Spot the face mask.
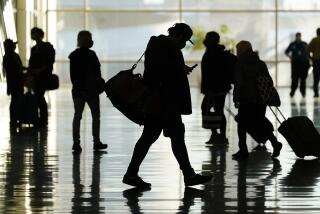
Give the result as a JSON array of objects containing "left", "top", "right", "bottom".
[{"left": 88, "top": 40, "right": 94, "bottom": 48}]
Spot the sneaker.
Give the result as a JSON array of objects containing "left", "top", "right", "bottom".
[
  {"left": 232, "top": 150, "right": 249, "bottom": 160},
  {"left": 271, "top": 142, "right": 282, "bottom": 158},
  {"left": 93, "top": 142, "right": 108, "bottom": 150},
  {"left": 122, "top": 175, "right": 151, "bottom": 188},
  {"left": 72, "top": 143, "right": 82, "bottom": 152},
  {"left": 184, "top": 173, "right": 213, "bottom": 186}
]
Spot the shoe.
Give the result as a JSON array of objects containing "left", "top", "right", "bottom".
[
  {"left": 72, "top": 143, "right": 82, "bottom": 152},
  {"left": 232, "top": 150, "right": 249, "bottom": 160},
  {"left": 271, "top": 142, "right": 282, "bottom": 158},
  {"left": 184, "top": 173, "right": 213, "bottom": 186},
  {"left": 122, "top": 175, "right": 151, "bottom": 188},
  {"left": 93, "top": 142, "right": 108, "bottom": 150},
  {"left": 314, "top": 93, "right": 319, "bottom": 98},
  {"left": 289, "top": 92, "right": 294, "bottom": 98}
]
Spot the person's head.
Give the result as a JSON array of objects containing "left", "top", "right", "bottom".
[
  {"left": 31, "top": 27, "right": 44, "bottom": 42},
  {"left": 317, "top": 28, "right": 320, "bottom": 36},
  {"left": 295, "top": 32, "right": 301, "bottom": 41},
  {"left": 168, "top": 23, "right": 193, "bottom": 49},
  {"left": 236, "top": 40, "right": 253, "bottom": 56},
  {"left": 3, "top": 39, "right": 17, "bottom": 53},
  {"left": 203, "top": 31, "right": 220, "bottom": 47},
  {"left": 77, "top": 30, "right": 93, "bottom": 48}
]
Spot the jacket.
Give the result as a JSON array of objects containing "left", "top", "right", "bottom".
[
  {"left": 143, "top": 35, "right": 192, "bottom": 115},
  {"left": 69, "top": 47, "right": 102, "bottom": 96},
  {"left": 233, "top": 51, "right": 270, "bottom": 104},
  {"left": 201, "top": 44, "right": 235, "bottom": 94}
]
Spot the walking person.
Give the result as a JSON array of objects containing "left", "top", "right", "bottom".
[
  {"left": 201, "top": 31, "right": 236, "bottom": 144},
  {"left": 69, "top": 30, "right": 107, "bottom": 152},
  {"left": 232, "top": 41, "right": 282, "bottom": 160},
  {"left": 123, "top": 23, "right": 213, "bottom": 188},
  {"left": 28, "top": 27, "right": 55, "bottom": 126},
  {"left": 308, "top": 28, "right": 320, "bottom": 97},
  {"left": 285, "top": 32, "right": 310, "bottom": 98},
  {"left": 2, "top": 39, "right": 25, "bottom": 128}
]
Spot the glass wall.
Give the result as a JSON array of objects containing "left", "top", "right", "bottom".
[{"left": 46, "top": 0, "right": 320, "bottom": 87}]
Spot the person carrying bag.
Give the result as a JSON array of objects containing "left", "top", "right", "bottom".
[{"left": 108, "top": 23, "right": 212, "bottom": 189}]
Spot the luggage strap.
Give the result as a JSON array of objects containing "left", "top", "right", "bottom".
[
  {"left": 131, "top": 52, "right": 146, "bottom": 70},
  {"left": 268, "top": 106, "right": 286, "bottom": 124},
  {"left": 224, "top": 106, "right": 236, "bottom": 118}
]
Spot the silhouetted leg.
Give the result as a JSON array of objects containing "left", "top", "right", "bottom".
[
  {"left": 35, "top": 88, "right": 48, "bottom": 124},
  {"left": 72, "top": 95, "right": 86, "bottom": 144},
  {"left": 213, "top": 94, "right": 227, "bottom": 137},
  {"left": 237, "top": 105, "right": 248, "bottom": 153},
  {"left": 168, "top": 117, "right": 195, "bottom": 177},
  {"left": 290, "top": 62, "right": 299, "bottom": 97},
  {"left": 237, "top": 121, "right": 248, "bottom": 152},
  {"left": 268, "top": 133, "right": 282, "bottom": 158},
  {"left": 126, "top": 125, "right": 162, "bottom": 176},
  {"left": 87, "top": 96, "right": 100, "bottom": 143},
  {"left": 299, "top": 61, "right": 309, "bottom": 97},
  {"left": 312, "top": 60, "right": 320, "bottom": 96},
  {"left": 9, "top": 93, "right": 20, "bottom": 126}
]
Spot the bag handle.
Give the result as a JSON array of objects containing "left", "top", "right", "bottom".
[
  {"left": 131, "top": 52, "right": 146, "bottom": 70},
  {"left": 268, "top": 106, "right": 286, "bottom": 124}
]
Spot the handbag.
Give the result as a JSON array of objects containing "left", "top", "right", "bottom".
[
  {"left": 256, "top": 72, "right": 281, "bottom": 107},
  {"left": 201, "top": 94, "right": 222, "bottom": 129},
  {"left": 105, "top": 53, "right": 163, "bottom": 125},
  {"left": 46, "top": 74, "right": 59, "bottom": 90}
]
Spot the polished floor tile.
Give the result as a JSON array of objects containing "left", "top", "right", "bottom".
[{"left": 0, "top": 86, "right": 320, "bottom": 213}]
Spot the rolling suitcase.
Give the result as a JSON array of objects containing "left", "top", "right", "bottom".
[
  {"left": 17, "top": 92, "right": 39, "bottom": 125},
  {"left": 270, "top": 107, "right": 320, "bottom": 158}
]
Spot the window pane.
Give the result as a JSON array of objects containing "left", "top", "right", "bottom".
[
  {"left": 183, "top": 12, "right": 276, "bottom": 61},
  {"left": 47, "top": 12, "right": 84, "bottom": 60},
  {"left": 278, "top": 0, "right": 320, "bottom": 10},
  {"left": 87, "top": 12, "right": 179, "bottom": 60},
  {"left": 182, "top": 0, "right": 274, "bottom": 10},
  {"left": 278, "top": 12, "right": 320, "bottom": 61},
  {"left": 48, "top": 0, "right": 84, "bottom": 9},
  {"left": 87, "top": 0, "right": 179, "bottom": 9}
]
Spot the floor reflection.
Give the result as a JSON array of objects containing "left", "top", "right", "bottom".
[
  {"left": 72, "top": 151, "right": 107, "bottom": 213},
  {"left": 2, "top": 127, "right": 57, "bottom": 213},
  {"left": 0, "top": 88, "right": 320, "bottom": 213}
]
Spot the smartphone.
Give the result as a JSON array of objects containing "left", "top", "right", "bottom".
[{"left": 191, "top": 64, "right": 198, "bottom": 69}]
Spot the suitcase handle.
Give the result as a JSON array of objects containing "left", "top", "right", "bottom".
[{"left": 268, "top": 106, "right": 286, "bottom": 124}]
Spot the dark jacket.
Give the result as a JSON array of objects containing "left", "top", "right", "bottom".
[
  {"left": 233, "top": 52, "right": 269, "bottom": 104},
  {"left": 29, "top": 41, "right": 55, "bottom": 89},
  {"left": 201, "top": 44, "right": 235, "bottom": 94},
  {"left": 285, "top": 41, "right": 309, "bottom": 62},
  {"left": 143, "top": 35, "right": 192, "bottom": 115},
  {"left": 3, "top": 52, "right": 24, "bottom": 95},
  {"left": 69, "top": 47, "right": 102, "bottom": 96}
]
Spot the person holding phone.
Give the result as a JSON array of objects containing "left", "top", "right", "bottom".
[{"left": 123, "top": 23, "right": 212, "bottom": 188}]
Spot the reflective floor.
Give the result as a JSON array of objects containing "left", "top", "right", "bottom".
[{"left": 0, "top": 87, "right": 320, "bottom": 213}]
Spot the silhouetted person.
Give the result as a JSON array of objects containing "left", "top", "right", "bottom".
[
  {"left": 69, "top": 30, "right": 107, "bottom": 152},
  {"left": 28, "top": 27, "right": 55, "bottom": 126},
  {"left": 232, "top": 41, "right": 282, "bottom": 159},
  {"left": 201, "top": 31, "right": 236, "bottom": 144},
  {"left": 285, "top": 32, "right": 310, "bottom": 98},
  {"left": 3, "top": 39, "right": 25, "bottom": 127},
  {"left": 123, "top": 23, "right": 212, "bottom": 188},
  {"left": 308, "top": 28, "right": 320, "bottom": 97}
]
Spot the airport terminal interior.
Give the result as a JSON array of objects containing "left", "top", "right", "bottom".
[{"left": 1, "top": 0, "right": 320, "bottom": 213}]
